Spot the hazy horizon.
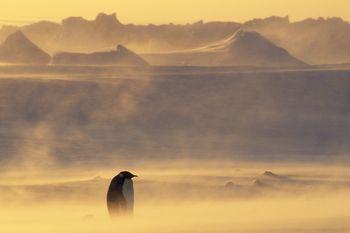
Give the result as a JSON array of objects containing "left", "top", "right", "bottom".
[
  {"left": 2, "top": 14, "right": 350, "bottom": 28},
  {"left": 1, "top": 0, "right": 350, "bottom": 25}
]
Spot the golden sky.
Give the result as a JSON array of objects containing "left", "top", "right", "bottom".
[{"left": 1, "top": 0, "right": 350, "bottom": 25}]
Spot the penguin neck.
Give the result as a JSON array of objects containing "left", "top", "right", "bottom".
[{"left": 109, "top": 176, "right": 125, "bottom": 191}]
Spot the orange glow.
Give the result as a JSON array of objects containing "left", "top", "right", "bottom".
[{"left": 1, "top": 0, "right": 350, "bottom": 25}]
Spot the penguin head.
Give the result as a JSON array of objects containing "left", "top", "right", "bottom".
[{"left": 118, "top": 171, "right": 138, "bottom": 180}]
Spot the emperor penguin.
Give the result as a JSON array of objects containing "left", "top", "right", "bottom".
[{"left": 107, "top": 171, "right": 138, "bottom": 218}]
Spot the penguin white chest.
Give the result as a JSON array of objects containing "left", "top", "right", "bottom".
[{"left": 122, "top": 179, "right": 134, "bottom": 212}]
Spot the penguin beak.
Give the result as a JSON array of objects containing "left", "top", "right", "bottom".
[{"left": 133, "top": 174, "right": 138, "bottom": 178}]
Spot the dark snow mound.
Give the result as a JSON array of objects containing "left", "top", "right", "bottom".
[{"left": 0, "top": 31, "right": 51, "bottom": 64}]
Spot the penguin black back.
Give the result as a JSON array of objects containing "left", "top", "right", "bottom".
[{"left": 107, "top": 171, "right": 137, "bottom": 218}]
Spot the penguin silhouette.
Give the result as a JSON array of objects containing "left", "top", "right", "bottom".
[{"left": 107, "top": 171, "right": 137, "bottom": 218}]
